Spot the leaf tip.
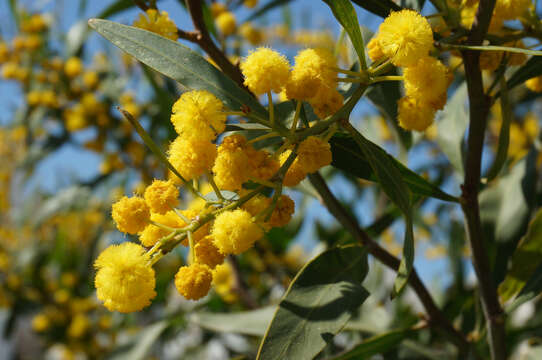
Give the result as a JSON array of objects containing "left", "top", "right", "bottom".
[{"left": 87, "top": 18, "right": 98, "bottom": 29}]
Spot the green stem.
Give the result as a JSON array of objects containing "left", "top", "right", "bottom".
[
  {"left": 267, "top": 91, "right": 274, "bottom": 126},
  {"left": 247, "top": 132, "right": 280, "bottom": 144},
  {"left": 207, "top": 172, "right": 224, "bottom": 201},
  {"left": 371, "top": 75, "right": 403, "bottom": 83},
  {"left": 291, "top": 100, "right": 302, "bottom": 134}
]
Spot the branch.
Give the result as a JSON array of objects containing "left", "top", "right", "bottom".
[
  {"left": 460, "top": 1, "right": 506, "bottom": 359},
  {"left": 308, "top": 173, "right": 471, "bottom": 356}
]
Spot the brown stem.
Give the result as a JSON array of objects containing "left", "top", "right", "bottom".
[
  {"left": 460, "top": 1, "right": 506, "bottom": 359},
  {"left": 308, "top": 173, "right": 471, "bottom": 356}
]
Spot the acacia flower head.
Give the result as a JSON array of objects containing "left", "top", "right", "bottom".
[
  {"left": 240, "top": 47, "right": 290, "bottom": 95},
  {"left": 133, "top": 9, "right": 179, "bottom": 41},
  {"left": 175, "top": 263, "right": 213, "bottom": 300},
  {"left": 212, "top": 209, "right": 263, "bottom": 255},
  {"left": 111, "top": 196, "right": 150, "bottom": 234}
]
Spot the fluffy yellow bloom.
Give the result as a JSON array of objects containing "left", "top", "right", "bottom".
[
  {"left": 195, "top": 235, "right": 225, "bottom": 269},
  {"left": 212, "top": 209, "right": 263, "bottom": 255},
  {"left": 397, "top": 97, "right": 436, "bottom": 132},
  {"left": 279, "top": 150, "right": 306, "bottom": 187},
  {"left": 240, "top": 47, "right": 290, "bottom": 94},
  {"left": 67, "top": 313, "right": 89, "bottom": 338},
  {"left": 213, "top": 263, "right": 237, "bottom": 302},
  {"left": 216, "top": 11, "right": 236, "bottom": 36},
  {"left": 367, "top": 36, "right": 384, "bottom": 62},
  {"left": 403, "top": 56, "right": 449, "bottom": 110},
  {"left": 212, "top": 135, "right": 251, "bottom": 190},
  {"left": 133, "top": 9, "right": 179, "bottom": 41},
  {"left": 297, "top": 136, "right": 332, "bottom": 173},
  {"left": 111, "top": 196, "right": 150, "bottom": 234},
  {"left": 94, "top": 242, "right": 156, "bottom": 312},
  {"left": 168, "top": 137, "right": 217, "bottom": 182},
  {"left": 175, "top": 264, "right": 213, "bottom": 300},
  {"left": 268, "top": 195, "right": 295, "bottom": 228},
  {"left": 32, "top": 313, "right": 50, "bottom": 332},
  {"left": 376, "top": 10, "right": 433, "bottom": 67},
  {"left": 247, "top": 148, "right": 280, "bottom": 180},
  {"left": 239, "top": 23, "right": 263, "bottom": 45},
  {"left": 479, "top": 50, "right": 504, "bottom": 72},
  {"left": 64, "top": 57, "right": 83, "bottom": 78},
  {"left": 211, "top": 2, "right": 227, "bottom": 18},
  {"left": 242, "top": 193, "right": 271, "bottom": 217},
  {"left": 309, "top": 85, "right": 343, "bottom": 119},
  {"left": 526, "top": 76, "right": 542, "bottom": 92},
  {"left": 285, "top": 48, "right": 337, "bottom": 100},
  {"left": 171, "top": 90, "right": 226, "bottom": 141},
  {"left": 494, "top": 0, "right": 531, "bottom": 21},
  {"left": 139, "top": 211, "right": 185, "bottom": 247},
  {"left": 83, "top": 71, "right": 99, "bottom": 89},
  {"left": 144, "top": 180, "right": 179, "bottom": 214}
]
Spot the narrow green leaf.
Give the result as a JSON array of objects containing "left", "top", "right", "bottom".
[
  {"left": 190, "top": 307, "right": 276, "bottom": 337},
  {"left": 111, "top": 321, "right": 169, "bottom": 360},
  {"left": 88, "top": 19, "right": 268, "bottom": 119},
  {"left": 245, "top": 0, "right": 294, "bottom": 22},
  {"left": 485, "top": 77, "right": 512, "bottom": 181},
  {"left": 350, "top": 0, "right": 401, "bottom": 17},
  {"left": 330, "top": 135, "right": 459, "bottom": 202},
  {"left": 257, "top": 245, "right": 369, "bottom": 360},
  {"left": 499, "top": 208, "right": 542, "bottom": 303},
  {"left": 203, "top": 190, "right": 239, "bottom": 202},
  {"left": 400, "top": 0, "right": 426, "bottom": 10},
  {"left": 323, "top": 0, "right": 367, "bottom": 69},
  {"left": 448, "top": 44, "right": 542, "bottom": 57},
  {"left": 506, "top": 56, "right": 542, "bottom": 91},
  {"left": 331, "top": 328, "right": 416, "bottom": 360},
  {"left": 436, "top": 82, "right": 469, "bottom": 176},
  {"left": 507, "top": 262, "right": 542, "bottom": 312}
]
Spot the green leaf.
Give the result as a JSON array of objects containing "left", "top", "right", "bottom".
[
  {"left": 190, "top": 307, "right": 276, "bottom": 336},
  {"left": 203, "top": 190, "right": 239, "bottom": 202},
  {"left": 245, "top": 0, "right": 294, "bottom": 22},
  {"left": 499, "top": 208, "right": 542, "bottom": 303},
  {"left": 257, "top": 245, "right": 369, "bottom": 360},
  {"left": 400, "top": 0, "right": 426, "bottom": 10},
  {"left": 330, "top": 328, "right": 417, "bottom": 360},
  {"left": 330, "top": 135, "right": 459, "bottom": 203},
  {"left": 88, "top": 19, "right": 268, "bottom": 119},
  {"left": 350, "top": 0, "right": 401, "bottom": 18},
  {"left": 450, "top": 44, "right": 542, "bottom": 57},
  {"left": 323, "top": 0, "right": 367, "bottom": 69},
  {"left": 436, "top": 82, "right": 469, "bottom": 177},
  {"left": 506, "top": 56, "right": 542, "bottom": 92},
  {"left": 506, "top": 262, "right": 542, "bottom": 312},
  {"left": 110, "top": 321, "right": 169, "bottom": 360}
]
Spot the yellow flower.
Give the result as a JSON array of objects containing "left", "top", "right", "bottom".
[
  {"left": 309, "top": 84, "right": 343, "bottom": 119},
  {"left": 247, "top": 148, "right": 280, "bottom": 181},
  {"left": 279, "top": 150, "right": 306, "bottom": 187},
  {"left": 139, "top": 211, "right": 185, "bottom": 247},
  {"left": 241, "top": 193, "right": 271, "bottom": 218},
  {"left": 211, "top": 2, "right": 227, "bottom": 18},
  {"left": 111, "top": 196, "right": 150, "bottom": 234},
  {"left": 133, "top": 9, "right": 179, "bottom": 41},
  {"left": 479, "top": 50, "right": 502, "bottom": 72},
  {"left": 212, "top": 135, "right": 251, "bottom": 190},
  {"left": 240, "top": 47, "right": 290, "bottom": 95},
  {"left": 171, "top": 90, "right": 226, "bottom": 141},
  {"left": 367, "top": 36, "right": 384, "bottom": 62},
  {"left": 175, "top": 264, "right": 213, "bottom": 300},
  {"left": 64, "top": 57, "right": 83, "bottom": 78},
  {"left": 397, "top": 97, "right": 435, "bottom": 132},
  {"left": 268, "top": 195, "right": 295, "bottom": 228},
  {"left": 82, "top": 71, "right": 99, "bottom": 89},
  {"left": 526, "top": 76, "right": 542, "bottom": 92},
  {"left": 215, "top": 11, "right": 236, "bottom": 36},
  {"left": 403, "top": 56, "right": 449, "bottom": 110},
  {"left": 67, "top": 313, "right": 89, "bottom": 338},
  {"left": 144, "top": 179, "right": 179, "bottom": 214},
  {"left": 94, "top": 242, "right": 156, "bottom": 312},
  {"left": 212, "top": 209, "right": 263, "bottom": 254},
  {"left": 376, "top": 10, "right": 433, "bottom": 67},
  {"left": 32, "top": 313, "right": 50, "bottom": 332},
  {"left": 212, "top": 263, "right": 237, "bottom": 303},
  {"left": 195, "top": 235, "right": 225, "bottom": 269},
  {"left": 493, "top": 0, "right": 531, "bottom": 21},
  {"left": 285, "top": 48, "right": 337, "bottom": 100},
  {"left": 167, "top": 136, "right": 217, "bottom": 182},
  {"left": 239, "top": 23, "right": 263, "bottom": 45},
  {"left": 296, "top": 136, "right": 332, "bottom": 173}
]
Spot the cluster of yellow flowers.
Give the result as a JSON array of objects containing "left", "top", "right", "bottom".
[
  {"left": 368, "top": 10, "right": 451, "bottom": 131},
  {"left": 133, "top": 9, "right": 179, "bottom": 41}
]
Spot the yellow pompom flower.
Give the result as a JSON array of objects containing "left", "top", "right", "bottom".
[
  {"left": 111, "top": 196, "right": 150, "bottom": 234},
  {"left": 403, "top": 56, "right": 449, "bottom": 110},
  {"left": 94, "top": 242, "right": 156, "bottom": 312},
  {"left": 133, "top": 9, "right": 179, "bottom": 41},
  {"left": 240, "top": 47, "right": 290, "bottom": 95},
  {"left": 309, "top": 85, "right": 343, "bottom": 119},
  {"left": 397, "top": 97, "right": 436, "bottom": 132},
  {"left": 212, "top": 209, "right": 263, "bottom": 255},
  {"left": 268, "top": 195, "right": 295, "bottom": 228},
  {"left": 168, "top": 136, "right": 217, "bottom": 182},
  {"left": 139, "top": 211, "right": 185, "bottom": 247},
  {"left": 239, "top": 23, "right": 263, "bottom": 45},
  {"left": 82, "top": 71, "right": 99, "bottom": 89},
  {"left": 171, "top": 90, "right": 226, "bottom": 141},
  {"left": 175, "top": 263, "right": 213, "bottom": 300},
  {"left": 144, "top": 180, "right": 179, "bottom": 214},
  {"left": 215, "top": 11, "right": 236, "bottom": 36},
  {"left": 67, "top": 314, "right": 90, "bottom": 339},
  {"left": 376, "top": 10, "right": 433, "bottom": 67},
  {"left": 279, "top": 150, "right": 307, "bottom": 187},
  {"left": 195, "top": 235, "right": 225, "bottom": 269},
  {"left": 241, "top": 193, "right": 271, "bottom": 217},
  {"left": 493, "top": 0, "right": 531, "bottom": 21},
  {"left": 367, "top": 36, "right": 385, "bottom": 62},
  {"left": 525, "top": 76, "right": 542, "bottom": 92},
  {"left": 212, "top": 135, "right": 251, "bottom": 190},
  {"left": 32, "top": 313, "right": 50, "bottom": 332},
  {"left": 64, "top": 57, "right": 83, "bottom": 78},
  {"left": 297, "top": 136, "right": 332, "bottom": 173},
  {"left": 247, "top": 148, "right": 280, "bottom": 181},
  {"left": 285, "top": 48, "right": 337, "bottom": 100},
  {"left": 213, "top": 263, "right": 237, "bottom": 303}
]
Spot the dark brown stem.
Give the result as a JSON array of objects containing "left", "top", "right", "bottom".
[
  {"left": 308, "top": 173, "right": 471, "bottom": 356},
  {"left": 460, "top": 1, "right": 506, "bottom": 359}
]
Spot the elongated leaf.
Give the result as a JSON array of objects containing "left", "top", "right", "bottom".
[
  {"left": 245, "top": 0, "right": 294, "bottom": 22},
  {"left": 401, "top": 0, "right": 426, "bottom": 10},
  {"left": 191, "top": 307, "right": 276, "bottom": 336},
  {"left": 506, "top": 56, "right": 542, "bottom": 92},
  {"left": 331, "top": 328, "right": 416, "bottom": 360},
  {"left": 330, "top": 136, "right": 458, "bottom": 202},
  {"left": 111, "top": 321, "right": 169, "bottom": 360},
  {"left": 88, "top": 19, "right": 268, "bottom": 118},
  {"left": 350, "top": 0, "right": 401, "bottom": 17},
  {"left": 499, "top": 208, "right": 542, "bottom": 303},
  {"left": 323, "top": 0, "right": 367, "bottom": 69},
  {"left": 436, "top": 82, "right": 468, "bottom": 176},
  {"left": 507, "top": 262, "right": 542, "bottom": 312},
  {"left": 257, "top": 245, "right": 369, "bottom": 360}
]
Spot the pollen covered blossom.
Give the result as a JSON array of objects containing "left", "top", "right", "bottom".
[
  {"left": 111, "top": 196, "right": 150, "bottom": 234},
  {"left": 139, "top": 211, "right": 185, "bottom": 247},
  {"left": 212, "top": 134, "right": 251, "bottom": 190},
  {"left": 403, "top": 56, "right": 450, "bottom": 110},
  {"left": 397, "top": 96, "right": 436, "bottom": 132},
  {"left": 279, "top": 150, "right": 306, "bottom": 187},
  {"left": 175, "top": 263, "right": 213, "bottom": 300},
  {"left": 168, "top": 136, "right": 217, "bottom": 182},
  {"left": 296, "top": 136, "right": 332, "bottom": 174},
  {"left": 240, "top": 47, "right": 290, "bottom": 95},
  {"left": 215, "top": 11, "right": 237, "bottom": 36},
  {"left": 133, "top": 9, "right": 179, "bottom": 41},
  {"left": 309, "top": 85, "right": 343, "bottom": 119},
  {"left": 526, "top": 76, "right": 542, "bottom": 92},
  {"left": 268, "top": 195, "right": 295, "bottom": 228},
  {"left": 94, "top": 242, "right": 156, "bottom": 312},
  {"left": 194, "top": 235, "right": 225, "bottom": 269},
  {"left": 212, "top": 209, "right": 263, "bottom": 255},
  {"left": 144, "top": 179, "right": 179, "bottom": 214},
  {"left": 285, "top": 48, "right": 337, "bottom": 100}
]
